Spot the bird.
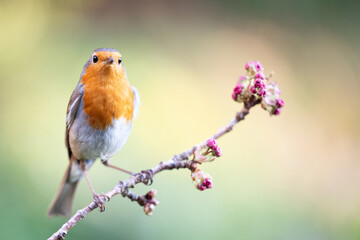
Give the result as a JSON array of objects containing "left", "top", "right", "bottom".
[{"left": 48, "top": 48, "right": 139, "bottom": 217}]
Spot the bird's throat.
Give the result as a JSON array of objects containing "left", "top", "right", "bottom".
[{"left": 81, "top": 71, "right": 134, "bottom": 130}]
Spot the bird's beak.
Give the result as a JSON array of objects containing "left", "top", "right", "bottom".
[{"left": 105, "top": 57, "right": 114, "bottom": 65}]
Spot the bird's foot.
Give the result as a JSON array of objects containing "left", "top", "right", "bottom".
[
  {"left": 93, "top": 193, "right": 109, "bottom": 212},
  {"left": 140, "top": 169, "right": 154, "bottom": 186}
]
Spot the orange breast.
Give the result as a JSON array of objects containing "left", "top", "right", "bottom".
[{"left": 81, "top": 67, "right": 134, "bottom": 130}]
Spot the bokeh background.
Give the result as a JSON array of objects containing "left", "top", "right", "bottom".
[{"left": 1, "top": 0, "right": 360, "bottom": 239}]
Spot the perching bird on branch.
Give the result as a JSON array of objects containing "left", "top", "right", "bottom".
[{"left": 48, "top": 48, "right": 139, "bottom": 217}]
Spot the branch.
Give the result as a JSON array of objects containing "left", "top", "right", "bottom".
[
  {"left": 48, "top": 97, "right": 260, "bottom": 240},
  {"left": 48, "top": 60, "right": 285, "bottom": 239}
]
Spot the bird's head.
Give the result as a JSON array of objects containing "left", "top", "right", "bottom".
[{"left": 82, "top": 48, "right": 127, "bottom": 82}]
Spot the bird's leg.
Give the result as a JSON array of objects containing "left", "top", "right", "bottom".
[
  {"left": 101, "top": 159, "right": 135, "bottom": 175},
  {"left": 101, "top": 159, "right": 153, "bottom": 185},
  {"left": 80, "top": 161, "right": 97, "bottom": 195},
  {"left": 80, "top": 161, "right": 107, "bottom": 212}
]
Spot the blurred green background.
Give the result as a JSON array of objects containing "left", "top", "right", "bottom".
[{"left": 1, "top": 0, "right": 360, "bottom": 239}]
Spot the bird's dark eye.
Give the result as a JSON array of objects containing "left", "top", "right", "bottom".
[
  {"left": 93, "top": 55, "right": 98, "bottom": 63},
  {"left": 118, "top": 58, "right": 122, "bottom": 64}
]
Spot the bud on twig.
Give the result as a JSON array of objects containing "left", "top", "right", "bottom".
[
  {"left": 233, "top": 61, "right": 284, "bottom": 116},
  {"left": 191, "top": 168, "right": 213, "bottom": 191},
  {"left": 142, "top": 190, "right": 160, "bottom": 216}
]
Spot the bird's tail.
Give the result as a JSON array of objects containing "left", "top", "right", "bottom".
[{"left": 47, "top": 160, "right": 79, "bottom": 217}]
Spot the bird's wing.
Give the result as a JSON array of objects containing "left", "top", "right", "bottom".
[
  {"left": 65, "top": 82, "right": 84, "bottom": 159},
  {"left": 131, "top": 86, "right": 140, "bottom": 119},
  {"left": 123, "top": 65, "right": 139, "bottom": 119}
]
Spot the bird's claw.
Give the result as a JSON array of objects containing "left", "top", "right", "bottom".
[
  {"left": 93, "top": 193, "right": 109, "bottom": 212},
  {"left": 140, "top": 170, "right": 154, "bottom": 186}
]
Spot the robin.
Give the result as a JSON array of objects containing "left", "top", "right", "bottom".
[{"left": 48, "top": 48, "right": 139, "bottom": 217}]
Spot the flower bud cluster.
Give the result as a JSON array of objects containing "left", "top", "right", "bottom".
[
  {"left": 191, "top": 168, "right": 213, "bottom": 191},
  {"left": 143, "top": 190, "right": 160, "bottom": 216},
  {"left": 189, "top": 138, "right": 222, "bottom": 191},
  {"left": 144, "top": 203, "right": 155, "bottom": 216},
  {"left": 197, "top": 178, "right": 213, "bottom": 191},
  {"left": 232, "top": 61, "right": 267, "bottom": 102},
  {"left": 232, "top": 76, "right": 249, "bottom": 102},
  {"left": 206, "top": 139, "right": 222, "bottom": 157},
  {"left": 261, "top": 82, "right": 284, "bottom": 115},
  {"left": 245, "top": 61, "right": 263, "bottom": 74},
  {"left": 232, "top": 61, "right": 284, "bottom": 116},
  {"left": 232, "top": 82, "right": 244, "bottom": 102},
  {"left": 250, "top": 77, "right": 266, "bottom": 97},
  {"left": 193, "top": 138, "right": 222, "bottom": 164}
]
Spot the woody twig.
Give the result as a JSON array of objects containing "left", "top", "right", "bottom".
[{"left": 48, "top": 61, "right": 284, "bottom": 240}]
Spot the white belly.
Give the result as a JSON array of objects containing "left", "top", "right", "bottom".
[{"left": 69, "top": 108, "right": 132, "bottom": 161}]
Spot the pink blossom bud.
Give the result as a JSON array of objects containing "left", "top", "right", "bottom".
[
  {"left": 232, "top": 92, "right": 237, "bottom": 100},
  {"left": 207, "top": 138, "right": 217, "bottom": 149},
  {"left": 197, "top": 184, "right": 206, "bottom": 191},
  {"left": 258, "top": 89, "right": 266, "bottom": 97},
  {"left": 254, "top": 79, "right": 262, "bottom": 88},
  {"left": 245, "top": 63, "right": 250, "bottom": 71},
  {"left": 276, "top": 99, "right": 284, "bottom": 107},
  {"left": 250, "top": 86, "right": 257, "bottom": 94},
  {"left": 274, "top": 108, "right": 281, "bottom": 115},
  {"left": 204, "top": 178, "right": 213, "bottom": 188},
  {"left": 255, "top": 72, "right": 265, "bottom": 79},
  {"left": 234, "top": 84, "right": 243, "bottom": 95},
  {"left": 239, "top": 75, "right": 246, "bottom": 82},
  {"left": 255, "top": 61, "right": 263, "bottom": 72},
  {"left": 215, "top": 146, "right": 222, "bottom": 157},
  {"left": 237, "top": 82, "right": 244, "bottom": 89},
  {"left": 197, "top": 178, "right": 213, "bottom": 191}
]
